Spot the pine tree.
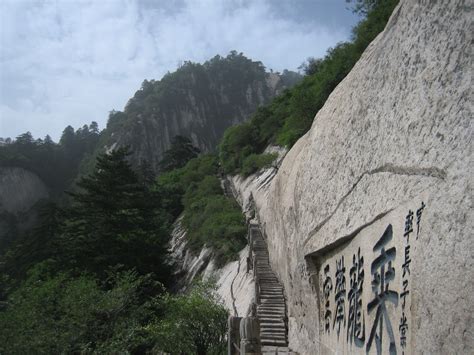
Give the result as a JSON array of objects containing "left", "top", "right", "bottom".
[
  {"left": 62, "top": 147, "right": 171, "bottom": 282},
  {"left": 159, "top": 136, "right": 200, "bottom": 172}
]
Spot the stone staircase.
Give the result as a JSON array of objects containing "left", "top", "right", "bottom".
[{"left": 250, "top": 224, "right": 294, "bottom": 354}]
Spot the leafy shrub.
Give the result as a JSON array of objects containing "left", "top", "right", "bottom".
[
  {"left": 156, "top": 154, "right": 247, "bottom": 265},
  {"left": 0, "top": 265, "right": 163, "bottom": 354},
  {"left": 147, "top": 281, "right": 228, "bottom": 355},
  {"left": 241, "top": 153, "right": 278, "bottom": 177},
  {"left": 0, "top": 266, "right": 227, "bottom": 355}
]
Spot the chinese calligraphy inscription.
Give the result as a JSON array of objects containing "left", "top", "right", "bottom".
[{"left": 316, "top": 200, "right": 426, "bottom": 354}]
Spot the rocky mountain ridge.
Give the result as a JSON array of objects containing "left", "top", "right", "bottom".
[{"left": 100, "top": 53, "right": 300, "bottom": 171}]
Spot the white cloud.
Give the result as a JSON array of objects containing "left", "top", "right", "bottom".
[{"left": 0, "top": 0, "right": 358, "bottom": 141}]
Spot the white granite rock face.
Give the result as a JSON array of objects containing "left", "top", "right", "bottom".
[
  {"left": 215, "top": 246, "right": 255, "bottom": 317},
  {"left": 168, "top": 218, "right": 255, "bottom": 316},
  {"left": 233, "top": 1, "right": 472, "bottom": 354},
  {"left": 0, "top": 167, "right": 49, "bottom": 214}
]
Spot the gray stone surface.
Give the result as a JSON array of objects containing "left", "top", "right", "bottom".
[
  {"left": 106, "top": 72, "right": 291, "bottom": 172},
  {"left": 0, "top": 167, "right": 48, "bottom": 214},
  {"left": 232, "top": 1, "right": 472, "bottom": 353},
  {"left": 168, "top": 217, "right": 255, "bottom": 316}
]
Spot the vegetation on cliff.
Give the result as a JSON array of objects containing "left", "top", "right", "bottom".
[{"left": 156, "top": 151, "right": 247, "bottom": 266}]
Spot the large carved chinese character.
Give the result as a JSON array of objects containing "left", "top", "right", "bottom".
[
  {"left": 333, "top": 256, "right": 346, "bottom": 337},
  {"left": 367, "top": 224, "right": 399, "bottom": 355},
  {"left": 323, "top": 264, "right": 333, "bottom": 333},
  {"left": 347, "top": 247, "right": 365, "bottom": 347}
]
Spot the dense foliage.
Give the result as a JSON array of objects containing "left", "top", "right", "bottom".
[
  {"left": 0, "top": 266, "right": 163, "bottom": 354},
  {"left": 0, "top": 148, "right": 229, "bottom": 354},
  {"left": 159, "top": 135, "right": 201, "bottom": 172},
  {"left": 219, "top": 0, "right": 399, "bottom": 174},
  {"left": 0, "top": 264, "right": 227, "bottom": 354},
  {"left": 156, "top": 153, "right": 247, "bottom": 266},
  {"left": 61, "top": 148, "right": 172, "bottom": 281},
  {"left": 147, "top": 281, "right": 228, "bottom": 355},
  {"left": 2, "top": 148, "right": 172, "bottom": 284}
]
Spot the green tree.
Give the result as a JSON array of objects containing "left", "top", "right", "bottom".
[
  {"left": 0, "top": 265, "right": 163, "bottom": 354},
  {"left": 15, "top": 131, "right": 34, "bottom": 146},
  {"left": 159, "top": 135, "right": 201, "bottom": 172},
  {"left": 62, "top": 147, "right": 171, "bottom": 282},
  {"left": 149, "top": 281, "right": 228, "bottom": 355}
]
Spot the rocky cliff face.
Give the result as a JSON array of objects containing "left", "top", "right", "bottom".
[
  {"left": 232, "top": 1, "right": 472, "bottom": 354},
  {"left": 0, "top": 167, "right": 49, "bottom": 251},
  {"left": 168, "top": 218, "right": 255, "bottom": 317},
  {"left": 0, "top": 167, "right": 49, "bottom": 214},
  {"left": 103, "top": 54, "right": 298, "bottom": 171}
]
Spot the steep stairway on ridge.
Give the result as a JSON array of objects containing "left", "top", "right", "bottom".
[{"left": 250, "top": 224, "right": 296, "bottom": 354}]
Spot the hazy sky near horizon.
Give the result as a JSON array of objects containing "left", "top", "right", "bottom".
[{"left": 0, "top": 0, "right": 360, "bottom": 141}]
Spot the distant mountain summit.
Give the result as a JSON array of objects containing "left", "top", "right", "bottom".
[{"left": 100, "top": 51, "right": 301, "bottom": 171}]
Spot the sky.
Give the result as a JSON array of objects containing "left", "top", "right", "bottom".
[{"left": 0, "top": 0, "right": 360, "bottom": 141}]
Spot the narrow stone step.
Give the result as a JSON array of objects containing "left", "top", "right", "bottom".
[
  {"left": 260, "top": 302, "right": 285, "bottom": 307},
  {"left": 261, "top": 325, "right": 286, "bottom": 330},
  {"left": 261, "top": 331, "right": 286, "bottom": 338},
  {"left": 259, "top": 317, "right": 285, "bottom": 324},
  {"left": 259, "top": 314, "right": 285, "bottom": 319},
  {"left": 260, "top": 289, "right": 283, "bottom": 293},
  {"left": 260, "top": 291, "right": 283, "bottom": 294},
  {"left": 260, "top": 294, "right": 284, "bottom": 298},
  {"left": 260, "top": 287, "right": 284, "bottom": 291},
  {"left": 260, "top": 284, "right": 283, "bottom": 292},
  {"left": 260, "top": 325, "right": 286, "bottom": 331},
  {"left": 261, "top": 336, "right": 287, "bottom": 343},
  {"left": 259, "top": 315, "right": 285, "bottom": 321},
  {"left": 261, "top": 339, "right": 288, "bottom": 347},
  {"left": 262, "top": 346, "right": 290, "bottom": 355},
  {"left": 259, "top": 313, "right": 284, "bottom": 320},
  {"left": 261, "top": 328, "right": 285, "bottom": 333},
  {"left": 258, "top": 308, "right": 286, "bottom": 313},
  {"left": 260, "top": 304, "right": 285, "bottom": 309},
  {"left": 259, "top": 310, "right": 285, "bottom": 315}
]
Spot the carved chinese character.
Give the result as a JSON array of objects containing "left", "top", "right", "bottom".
[
  {"left": 333, "top": 256, "right": 346, "bottom": 337},
  {"left": 399, "top": 312, "right": 408, "bottom": 349},
  {"left": 367, "top": 224, "right": 399, "bottom": 355},
  {"left": 402, "top": 245, "right": 411, "bottom": 277},
  {"left": 347, "top": 247, "right": 365, "bottom": 347},
  {"left": 416, "top": 201, "right": 426, "bottom": 238},
  {"left": 404, "top": 210, "right": 414, "bottom": 241},
  {"left": 323, "top": 264, "right": 333, "bottom": 333},
  {"left": 400, "top": 279, "right": 409, "bottom": 308}
]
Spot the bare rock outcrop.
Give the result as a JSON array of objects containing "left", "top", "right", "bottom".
[
  {"left": 232, "top": 1, "right": 472, "bottom": 354},
  {"left": 0, "top": 167, "right": 49, "bottom": 214},
  {"left": 0, "top": 167, "right": 49, "bottom": 250},
  {"left": 168, "top": 218, "right": 255, "bottom": 316}
]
